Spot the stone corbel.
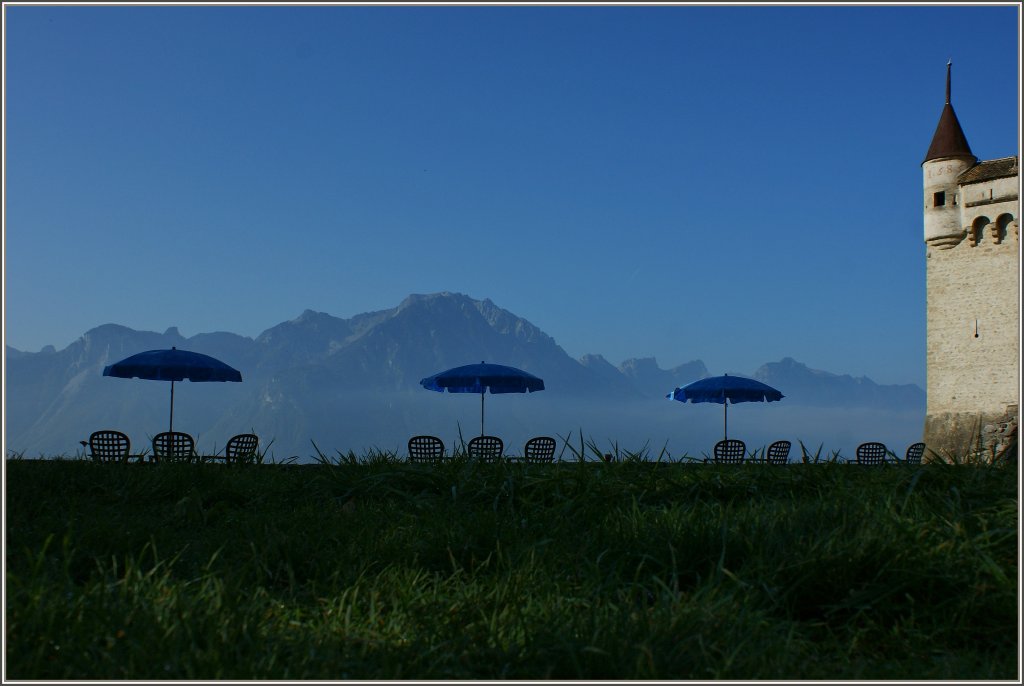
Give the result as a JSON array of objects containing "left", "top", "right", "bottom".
[
  {"left": 967, "top": 225, "right": 978, "bottom": 246},
  {"left": 990, "top": 223, "right": 1003, "bottom": 244}
]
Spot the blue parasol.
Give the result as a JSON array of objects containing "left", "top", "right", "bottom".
[
  {"left": 420, "top": 361, "right": 545, "bottom": 436},
  {"left": 103, "top": 346, "right": 243, "bottom": 435},
  {"left": 667, "top": 374, "right": 783, "bottom": 440}
]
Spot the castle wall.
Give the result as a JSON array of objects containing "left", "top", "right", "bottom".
[
  {"left": 924, "top": 179, "right": 1018, "bottom": 460},
  {"left": 962, "top": 175, "right": 1018, "bottom": 212}
]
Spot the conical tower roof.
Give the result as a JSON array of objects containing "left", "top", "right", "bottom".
[{"left": 923, "top": 61, "right": 975, "bottom": 164}]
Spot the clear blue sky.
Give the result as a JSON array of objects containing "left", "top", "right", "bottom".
[{"left": 4, "top": 4, "right": 1020, "bottom": 387}]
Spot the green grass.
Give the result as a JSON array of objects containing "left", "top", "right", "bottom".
[{"left": 4, "top": 455, "right": 1018, "bottom": 679}]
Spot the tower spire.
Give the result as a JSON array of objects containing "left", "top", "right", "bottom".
[
  {"left": 945, "top": 59, "right": 951, "bottom": 104},
  {"left": 923, "top": 61, "right": 974, "bottom": 164}
]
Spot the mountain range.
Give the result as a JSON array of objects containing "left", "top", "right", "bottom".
[{"left": 5, "top": 292, "right": 925, "bottom": 461}]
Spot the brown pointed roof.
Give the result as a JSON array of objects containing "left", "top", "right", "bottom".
[{"left": 922, "top": 62, "right": 976, "bottom": 165}]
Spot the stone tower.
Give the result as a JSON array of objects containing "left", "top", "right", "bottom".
[{"left": 922, "top": 62, "right": 1019, "bottom": 461}]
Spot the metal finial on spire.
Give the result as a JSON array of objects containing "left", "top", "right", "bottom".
[{"left": 945, "top": 60, "right": 952, "bottom": 104}]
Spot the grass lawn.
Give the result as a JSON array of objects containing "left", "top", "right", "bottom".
[{"left": 4, "top": 455, "right": 1018, "bottom": 680}]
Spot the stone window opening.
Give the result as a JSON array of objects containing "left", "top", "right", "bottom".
[
  {"left": 933, "top": 191, "right": 946, "bottom": 207},
  {"left": 970, "top": 216, "right": 991, "bottom": 246},
  {"left": 994, "top": 213, "right": 1014, "bottom": 244}
]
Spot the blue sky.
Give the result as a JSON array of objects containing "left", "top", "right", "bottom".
[{"left": 4, "top": 3, "right": 1020, "bottom": 388}]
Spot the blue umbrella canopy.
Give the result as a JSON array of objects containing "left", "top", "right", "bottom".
[
  {"left": 103, "top": 347, "right": 243, "bottom": 383},
  {"left": 420, "top": 361, "right": 545, "bottom": 436},
  {"left": 103, "top": 346, "right": 243, "bottom": 435},
  {"left": 667, "top": 374, "right": 783, "bottom": 405},
  {"left": 421, "top": 362, "right": 545, "bottom": 394},
  {"left": 667, "top": 374, "right": 783, "bottom": 440}
]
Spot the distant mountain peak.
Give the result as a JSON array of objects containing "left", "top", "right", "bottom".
[
  {"left": 397, "top": 291, "right": 469, "bottom": 308},
  {"left": 288, "top": 309, "right": 338, "bottom": 324},
  {"left": 617, "top": 356, "right": 708, "bottom": 398},
  {"left": 755, "top": 358, "right": 843, "bottom": 382},
  {"left": 84, "top": 323, "right": 137, "bottom": 338}
]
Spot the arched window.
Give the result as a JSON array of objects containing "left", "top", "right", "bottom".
[
  {"left": 970, "top": 216, "right": 991, "bottom": 246},
  {"left": 995, "top": 213, "right": 1015, "bottom": 245}
]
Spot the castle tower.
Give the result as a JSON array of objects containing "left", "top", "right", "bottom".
[{"left": 922, "top": 62, "right": 1019, "bottom": 461}]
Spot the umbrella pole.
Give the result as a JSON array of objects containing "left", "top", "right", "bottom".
[
  {"left": 724, "top": 399, "right": 728, "bottom": 441},
  {"left": 480, "top": 392, "right": 485, "bottom": 437},
  {"left": 169, "top": 379, "right": 175, "bottom": 435}
]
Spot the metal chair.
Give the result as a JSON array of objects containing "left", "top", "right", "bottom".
[
  {"left": 408, "top": 435, "right": 445, "bottom": 463},
  {"left": 765, "top": 440, "right": 791, "bottom": 465},
  {"left": 904, "top": 442, "right": 926, "bottom": 465},
  {"left": 468, "top": 435, "right": 503, "bottom": 463},
  {"left": 225, "top": 433, "right": 259, "bottom": 465},
  {"left": 712, "top": 439, "right": 746, "bottom": 464},
  {"left": 855, "top": 442, "right": 887, "bottom": 466},
  {"left": 87, "top": 430, "right": 131, "bottom": 463},
  {"left": 524, "top": 436, "right": 557, "bottom": 463},
  {"left": 153, "top": 431, "right": 197, "bottom": 463}
]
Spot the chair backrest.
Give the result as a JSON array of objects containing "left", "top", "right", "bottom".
[
  {"left": 524, "top": 436, "right": 557, "bottom": 463},
  {"left": 408, "top": 435, "right": 444, "bottom": 463},
  {"left": 225, "top": 433, "right": 259, "bottom": 464},
  {"left": 89, "top": 430, "right": 131, "bottom": 463},
  {"left": 904, "top": 442, "right": 925, "bottom": 465},
  {"left": 855, "top": 442, "right": 887, "bottom": 465},
  {"left": 766, "top": 440, "right": 791, "bottom": 465},
  {"left": 713, "top": 439, "right": 746, "bottom": 464},
  {"left": 153, "top": 431, "right": 196, "bottom": 462},
  {"left": 468, "top": 435, "right": 503, "bottom": 463}
]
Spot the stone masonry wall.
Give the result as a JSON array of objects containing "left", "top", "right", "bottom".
[
  {"left": 924, "top": 185, "right": 1018, "bottom": 460},
  {"left": 926, "top": 238, "right": 1019, "bottom": 413}
]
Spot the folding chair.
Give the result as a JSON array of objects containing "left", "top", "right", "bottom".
[
  {"left": 225, "top": 433, "right": 260, "bottom": 465},
  {"left": 766, "top": 440, "right": 791, "bottom": 465},
  {"left": 408, "top": 435, "right": 445, "bottom": 463},
  {"left": 711, "top": 439, "right": 746, "bottom": 464},
  {"left": 153, "top": 431, "right": 196, "bottom": 463},
  {"left": 524, "top": 436, "right": 557, "bottom": 463},
  {"left": 468, "top": 435, "right": 503, "bottom": 463},
  {"left": 855, "top": 442, "right": 887, "bottom": 466},
  {"left": 87, "top": 430, "right": 131, "bottom": 464}
]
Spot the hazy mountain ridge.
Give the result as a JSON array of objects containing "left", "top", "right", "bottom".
[
  {"left": 5, "top": 292, "right": 924, "bottom": 460},
  {"left": 618, "top": 357, "right": 711, "bottom": 398},
  {"left": 753, "top": 357, "right": 924, "bottom": 409}
]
